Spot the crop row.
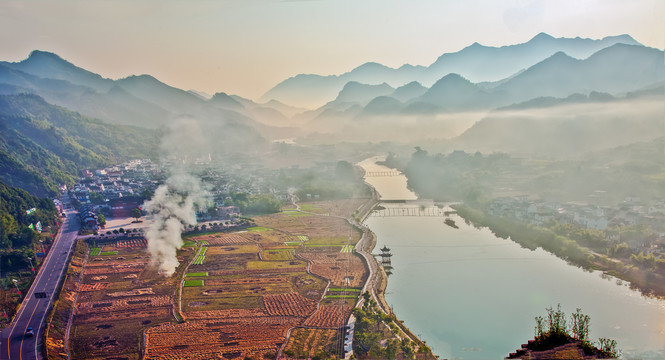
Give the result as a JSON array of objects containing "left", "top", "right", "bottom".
[
  {"left": 208, "top": 267, "right": 306, "bottom": 277},
  {"left": 75, "top": 307, "right": 171, "bottom": 323},
  {"left": 191, "top": 233, "right": 251, "bottom": 246},
  {"left": 300, "top": 252, "right": 366, "bottom": 287},
  {"left": 78, "top": 282, "right": 110, "bottom": 292},
  {"left": 340, "top": 245, "right": 354, "bottom": 253},
  {"left": 263, "top": 293, "right": 316, "bottom": 317},
  {"left": 184, "top": 308, "right": 267, "bottom": 320},
  {"left": 145, "top": 317, "right": 299, "bottom": 359},
  {"left": 205, "top": 276, "right": 287, "bottom": 286},
  {"left": 84, "top": 263, "right": 145, "bottom": 275},
  {"left": 75, "top": 295, "right": 171, "bottom": 315},
  {"left": 303, "top": 305, "right": 352, "bottom": 328},
  {"left": 114, "top": 239, "right": 148, "bottom": 248},
  {"left": 192, "top": 246, "right": 207, "bottom": 265},
  {"left": 283, "top": 328, "right": 338, "bottom": 359}
]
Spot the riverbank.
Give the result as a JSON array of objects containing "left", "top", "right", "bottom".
[
  {"left": 351, "top": 182, "right": 392, "bottom": 313},
  {"left": 355, "top": 163, "right": 436, "bottom": 356},
  {"left": 453, "top": 204, "right": 665, "bottom": 299}
]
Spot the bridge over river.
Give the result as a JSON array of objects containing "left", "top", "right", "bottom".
[
  {"left": 371, "top": 200, "right": 455, "bottom": 217},
  {"left": 364, "top": 170, "right": 401, "bottom": 177},
  {"left": 372, "top": 207, "right": 449, "bottom": 217}
]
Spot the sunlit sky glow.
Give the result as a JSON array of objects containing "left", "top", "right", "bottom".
[{"left": 1, "top": 0, "right": 662, "bottom": 100}]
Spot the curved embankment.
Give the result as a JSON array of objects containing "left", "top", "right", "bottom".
[
  {"left": 350, "top": 182, "right": 391, "bottom": 314},
  {"left": 354, "top": 178, "right": 433, "bottom": 351}
]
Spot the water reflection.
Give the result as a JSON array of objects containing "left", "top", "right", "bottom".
[{"left": 359, "top": 159, "right": 665, "bottom": 360}]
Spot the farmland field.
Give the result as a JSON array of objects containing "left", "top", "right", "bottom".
[
  {"left": 283, "top": 328, "right": 341, "bottom": 359},
  {"left": 184, "top": 279, "right": 204, "bottom": 287},
  {"left": 263, "top": 248, "right": 295, "bottom": 261},
  {"left": 66, "top": 238, "right": 182, "bottom": 360},
  {"left": 304, "top": 305, "right": 353, "bottom": 328},
  {"left": 186, "top": 272, "right": 207, "bottom": 277},
  {"left": 60, "top": 199, "right": 370, "bottom": 360}
]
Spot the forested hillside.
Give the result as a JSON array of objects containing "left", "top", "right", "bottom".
[
  {"left": 0, "top": 180, "right": 58, "bottom": 269},
  {"left": 0, "top": 94, "right": 158, "bottom": 196}
]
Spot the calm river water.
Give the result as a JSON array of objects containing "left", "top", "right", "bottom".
[{"left": 359, "top": 157, "right": 665, "bottom": 360}]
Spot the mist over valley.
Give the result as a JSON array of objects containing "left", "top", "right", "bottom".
[{"left": 1, "top": 28, "right": 664, "bottom": 360}]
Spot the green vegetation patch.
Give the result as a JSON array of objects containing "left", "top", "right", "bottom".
[
  {"left": 307, "top": 236, "right": 350, "bottom": 246},
  {"left": 304, "top": 244, "right": 343, "bottom": 249},
  {"left": 328, "top": 288, "right": 361, "bottom": 292},
  {"left": 248, "top": 226, "right": 271, "bottom": 232},
  {"left": 184, "top": 279, "right": 204, "bottom": 287},
  {"left": 192, "top": 246, "right": 207, "bottom": 265},
  {"left": 282, "top": 210, "right": 309, "bottom": 217},
  {"left": 90, "top": 247, "right": 101, "bottom": 256},
  {"left": 264, "top": 250, "right": 295, "bottom": 261},
  {"left": 297, "top": 235, "right": 309, "bottom": 241},
  {"left": 284, "top": 241, "right": 302, "bottom": 246},
  {"left": 299, "top": 204, "right": 326, "bottom": 214},
  {"left": 324, "top": 294, "right": 358, "bottom": 299},
  {"left": 99, "top": 251, "right": 118, "bottom": 256},
  {"left": 186, "top": 272, "right": 208, "bottom": 277},
  {"left": 182, "top": 241, "right": 196, "bottom": 247}
]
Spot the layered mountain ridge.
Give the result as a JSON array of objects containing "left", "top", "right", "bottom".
[{"left": 261, "top": 33, "right": 646, "bottom": 108}]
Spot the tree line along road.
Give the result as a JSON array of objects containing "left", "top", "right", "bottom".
[{"left": 1, "top": 198, "right": 80, "bottom": 360}]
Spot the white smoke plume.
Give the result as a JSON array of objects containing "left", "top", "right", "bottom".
[{"left": 143, "top": 172, "right": 209, "bottom": 276}]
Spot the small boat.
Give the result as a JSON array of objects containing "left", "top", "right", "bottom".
[{"left": 444, "top": 218, "right": 459, "bottom": 229}]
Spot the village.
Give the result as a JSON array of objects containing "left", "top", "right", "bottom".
[
  {"left": 66, "top": 158, "right": 294, "bottom": 234},
  {"left": 33, "top": 155, "right": 432, "bottom": 360},
  {"left": 487, "top": 195, "right": 665, "bottom": 255}
]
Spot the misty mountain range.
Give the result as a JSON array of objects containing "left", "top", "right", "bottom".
[
  {"left": 0, "top": 33, "right": 662, "bottom": 131},
  {"left": 0, "top": 32, "right": 663, "bottom": 196},
  {"left": 261, "top": 33, "right": 649, "bottom": 108},
  {"left": 297, "top": 42, "right": 663, "bottom": 121}
]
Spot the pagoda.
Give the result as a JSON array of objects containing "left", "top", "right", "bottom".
[{"left": 379, "top": 245, "right": 393, "bottom": 275}]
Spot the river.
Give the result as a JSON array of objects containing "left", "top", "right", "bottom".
[{"left": 359, "top": 156, "right": 665, "bottom": 360}]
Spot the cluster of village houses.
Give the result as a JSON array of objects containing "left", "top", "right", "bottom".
[
  {"left": 68, "top": 158, "right": 292, "bottom": 231},
  {"left": 488, "top": 195, "right": 665, "bottom": 252},
  {"left": 68, "top": 159, "right": 159, "bottom": 231}
]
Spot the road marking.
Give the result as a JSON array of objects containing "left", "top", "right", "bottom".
[
  {"left": 5, "top": 207, "right": 76, "bottom": 360},
  {"left": 17, "top": 299, "right": 40, "bottom": 360}
]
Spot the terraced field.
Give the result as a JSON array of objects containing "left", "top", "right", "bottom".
[
  {"left": 66, "top": 238, "right": 184, "bottom": 360},
  {"left": 59, "top": 199, "right": 370, "bottom": 360}
]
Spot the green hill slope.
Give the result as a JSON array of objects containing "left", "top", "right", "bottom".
[{"left": 0, "top": 94, "right": 157, "bottom": 196}]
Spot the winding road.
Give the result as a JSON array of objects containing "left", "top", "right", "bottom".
[{"left": 1, "top": 200, "right": 79, "bottom": 360}]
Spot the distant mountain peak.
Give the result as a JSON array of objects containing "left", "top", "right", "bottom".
[
  {"left": 547, "top": 51, "right": 577, "bottom": 62},
  {"left": 530, "top": 32, "right": 555, "bottom": 42},
  {"left": 341, "top": 80, "right": 391, "bottom": 90},
  {"left": 27, "top": 50, "right": 65, "bottom": 61},
  {"left": 602, "top": 34, "right": 640, "bottom": 45},
  {"left": 21, "top": 50, "right": 86, "bottom": 73},
  {"left": 436, "top": 73, "right": 472, "bottom": 84},
  {"left": 399, "top": 81, "right": 425, "bottom": 89},
  {"left": 121, "top": 74, "right": 160, "bottom": 83},
  {"left": 211, "top": 91, "right": 240, "bottom": 103},
  {"left": 353, "top": 62, "right": 390, "bottom": 70},
  {"left": 461, "top": 42, "right": 489, "bottom": 52},
  {"left": 210, "top": 92, "right": 244, "bottom": 110}
]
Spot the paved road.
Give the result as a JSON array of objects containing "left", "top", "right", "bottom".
[{"left": 1, "top": 201, "right": 79, "bottom": 360}]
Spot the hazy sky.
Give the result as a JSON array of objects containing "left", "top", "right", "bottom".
[{"left": 1, "top": 0, "right": 663, "bottom": 100}]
